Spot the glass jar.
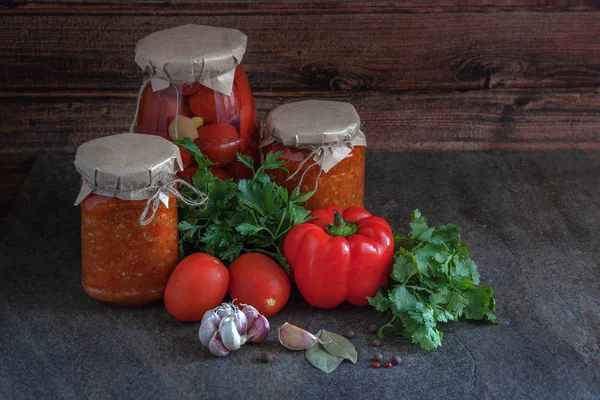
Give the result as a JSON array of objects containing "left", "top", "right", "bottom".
[
  {"left": 262, "top": 100, "right": 367, "bottom": 211},
  {"left": 80, "top": 194, "right": 179, "bottom": 307},
  {"left": 132, "top": 24, "right": 259, "bottom": 180},
  {"left": 74, "top": 133, "right": 189, "bottom": 307},
  {"left": 263, "top": 143, "right": 366, "bottom": 210}
]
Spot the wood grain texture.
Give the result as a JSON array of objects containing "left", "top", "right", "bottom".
[
  {"left": 2, "top": 89, "right": 599, "bottom": 154},
  {"left": 1, "top": 12, "right": 599, "bottom": 93},
  {"left": 3, "top": 1, "right": 598, "bottom": 14}
]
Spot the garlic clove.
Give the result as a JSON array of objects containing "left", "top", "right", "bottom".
[
  {"left": 247, "top": 314, "right": 270, "bottom": 343},
  {"left": 208, "top": 331, "right": 230, "bottom": 357},
  {"left": 232, "top": 307, "right": 248, "bottom": 336},
  {"left": 191, "top": 116, "right": 204, "bottom": 129},
  {"left": 199, "top": 310, "right": 221, "bottom": 347},
  {"left": 220, "top": 316, "right": 242, "bottom": 351},
  {"left": 278, "top": 322, "right": 321, "bottom": 351},
  {"left": 168, "top": 115, "right": 200, "bottom": 141},
  {"left": 240, "top": 304, "right": 260, "bottom": 327}
]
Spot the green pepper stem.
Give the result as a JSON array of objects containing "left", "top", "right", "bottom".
[{"left": 327, "top": 210, "right": 359, "bottom": 237}]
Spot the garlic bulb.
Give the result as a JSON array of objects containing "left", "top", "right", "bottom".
[{"left": 198, "top": 302, "right": 270, "bottom": 357}]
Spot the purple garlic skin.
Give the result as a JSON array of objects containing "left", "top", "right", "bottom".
[
  {"left": 199, "top": 310, "right": 221, "bottom": 347},
  {"left": 232, "top": 307, "right": 249, "bottom": 336},
  {"left": 241, "top": 304, "right": 270, "bottom": 343},
  {"left": 208, "top": 331, "right": 230, "bottom": 357},
  {"left": 278, "top": 322, "right": 321, "bottom": 351},
  {"left": 247, "top": 314, "right": 270, "bottom": 343},
  {"left": 241, "top": 304, "right": 260, "bottom": 326}
]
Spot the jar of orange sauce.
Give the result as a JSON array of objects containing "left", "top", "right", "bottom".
[
  {"left": 262, "top": 100, "right": 367, "bottom": 211},
  {"left": 73, "top": 133, "right": 205, "bottom": 307}
]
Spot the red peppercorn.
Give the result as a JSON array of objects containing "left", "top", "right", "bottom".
[
  {"left": 385, "top": 362, "right": 392, "bottom": 368},
  {"left": 372, "top": 362, "right": 381, "bottom": 368}
]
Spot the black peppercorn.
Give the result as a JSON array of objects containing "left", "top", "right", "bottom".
[
  {"left": 368, "top": 324, "right": 378, "bottom": 334},
  {"left": 373, "top": 353, "right": 383, "bottom": 361},
  {"left": 260, "top": 352, "right": 273, "bottom": 364},
  {"left": 391, "top": 355, "right": 401, "bottom": 365},
  {"left": 343, "top": 330, "right": 356, "bottom": 339}
]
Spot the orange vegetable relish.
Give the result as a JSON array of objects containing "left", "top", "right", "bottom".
[
  {"left": 80, "top": 193, "right": 179, "bottom": 307},
  {"left": 263, "top": 143, "right": 366, "bottom": 211}
]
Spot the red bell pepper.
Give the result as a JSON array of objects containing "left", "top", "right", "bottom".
[{"left": 282, "top": 206, "right": 394, "bottom": 309}]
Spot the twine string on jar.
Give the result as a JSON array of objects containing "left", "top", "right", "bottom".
[
  {"left": 139, "top": 175, "right": 208, "bottom": 226},
  {"left": 129, "top": 76, "right": 183, "bottom": 140},
  {"left": 285, "top": 142, "right": 343, "bottom": 195},
  {"left": 281, "top": 119, "right": 366, "bottom": 195}
]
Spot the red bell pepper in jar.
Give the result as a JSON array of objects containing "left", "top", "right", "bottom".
[{"left": 283, "top": 206, "right": 394, "bottom": 309}]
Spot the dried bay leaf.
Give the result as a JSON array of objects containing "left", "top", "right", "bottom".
[
  {"left": 305, "top": 342, "right": 344, "bottom": 374},
  {"left": 318, "top": 330, "right": 358, "bottom": 364}
]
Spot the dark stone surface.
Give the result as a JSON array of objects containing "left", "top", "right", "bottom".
[{"left": 1, "top": 151, "right": 599, "bottom": 400}]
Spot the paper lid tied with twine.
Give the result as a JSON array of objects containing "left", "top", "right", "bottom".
[
  {"left": 73, "top": 133, "right": 206, "bottom": 225},
  {"left": 262, "top": 100, "right": 367, "bottom": 173},
  {"left": 134, "top": 24, "right": 247, "bottom": 96}
]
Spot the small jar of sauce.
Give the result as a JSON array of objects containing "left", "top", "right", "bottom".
[
  {"left": 74, "top": 133, "right": 189, "bottom": 307},
  {"left": 262, "top": 100, "right": 367, "bottom": 211}
]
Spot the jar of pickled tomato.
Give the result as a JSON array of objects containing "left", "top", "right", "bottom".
[
  {"left": 262, "top": 100, "right": 367, "bottom": 211},
  {"left": 132, "top": 24, "right": 259, "bottom": 181},
  {"left": 74, "top": 133, "right": 205, "bottom": 307}
]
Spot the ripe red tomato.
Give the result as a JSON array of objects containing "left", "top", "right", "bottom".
[
  {"left": 182, "top": 82, "right": 201, "bottom": 96},
  {"left": 210, "top": 167, "right": 231, "bottom": 180},
  {"left": 189, "top": 86, "right": 219, "bottom": 124},
  {"left": 177, "top": 166, "right": 231, "bottom": 181},
  {"left": 137, "top": 86, "right": 191, "bottom": 135},
  {"left": 228, "top": 253, "right": 290, "bottom": 317},
  {"left": 178, "top": 145, "right": 195, "bottom": 169},
  {"left": 189, "top": 85, "right": 240, "bottom": 125},
  {"left": 194, "top": 124, "right": 239, "bottom": 167},
  {"left": 164, "top": 253, "right": 229, "bottom": 322},
  {"left": 224, "top": 137, "right": 259, "bottom": 179},
  {"left": 177, "top": 166, "right": 197, "bottom": 180},
  {"left": 234, "top": 67, "right": 258, "bottom": 142}
]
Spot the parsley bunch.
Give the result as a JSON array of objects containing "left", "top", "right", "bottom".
[
  {"left": 368, "top": 210, "right": 497, "bottom": 351},
  {"left": 175, "top": 138, "right": 313, "bottom": 271}
]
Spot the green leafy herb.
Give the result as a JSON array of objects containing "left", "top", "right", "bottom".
[
  {"left": 176, "top": 138, "right": 313, "bottom": 271},
  {"left": 368, "top": 209, "right": 497, "bottom": 351},
  {"left": 318, "top": 330, "right": 358, "bottom": 364},
  {"left": 305, "top": 341, "right": 344, "bottom": 374}
]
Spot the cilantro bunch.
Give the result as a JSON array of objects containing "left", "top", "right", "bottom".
[
  {"left": 368, "top": 210, "right": 497, "bottom": 351},
  {"left": 176, "top": 138, "right": 313, "bottom": 271}
]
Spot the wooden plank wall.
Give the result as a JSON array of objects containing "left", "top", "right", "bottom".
[{"left": 1, "top": 1, "right": 599, "bottom": 222}]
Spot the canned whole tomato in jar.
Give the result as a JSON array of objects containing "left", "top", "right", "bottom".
[{"left": 132, "top": 24, "right": 259, "bottom": 180}]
